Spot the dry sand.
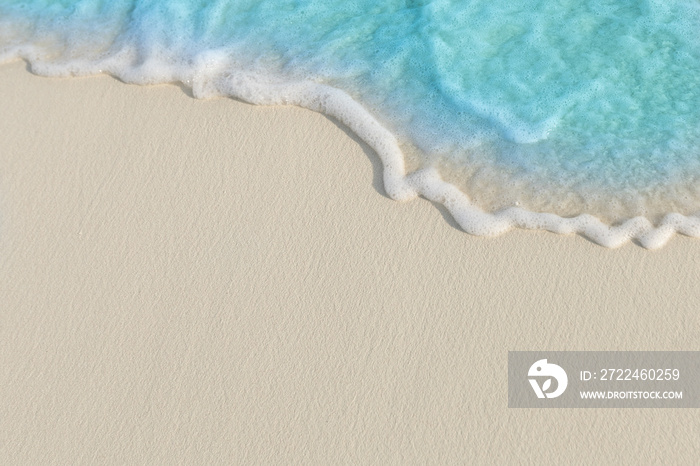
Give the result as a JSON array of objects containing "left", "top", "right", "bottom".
[{"left": 1, "top": 61, "right": 699, "bottom": 463}]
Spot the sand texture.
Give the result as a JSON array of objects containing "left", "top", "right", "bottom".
[{"left": 1, "top": 62, "right": 699, "bottom": 464}]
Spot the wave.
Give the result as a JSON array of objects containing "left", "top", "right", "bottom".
[
  {"left": 3, "top": 43, "right": 700, "bottom": 248},
  {"left": 4, "top": 0, "right": 700, "bottom": 248}
]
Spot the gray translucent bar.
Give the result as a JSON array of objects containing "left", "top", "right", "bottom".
[{"left": 508, "top": 351, "right": 700, "bottom": 408}]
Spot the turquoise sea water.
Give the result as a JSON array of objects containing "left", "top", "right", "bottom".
[{"left": 4, "top": 0, "right": 700, "bottom": 244}]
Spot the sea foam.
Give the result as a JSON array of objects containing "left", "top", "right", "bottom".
[{"left": 3, "top": 0, "right": 700, "bottom": 248}]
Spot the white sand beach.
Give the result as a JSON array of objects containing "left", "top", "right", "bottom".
[{"left": 1, "top": 61, "right": 699, "bottom": 463}]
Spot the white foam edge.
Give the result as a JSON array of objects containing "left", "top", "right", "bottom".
[{"left": 4, "top": 45, "right": 700, "bottom": 249}]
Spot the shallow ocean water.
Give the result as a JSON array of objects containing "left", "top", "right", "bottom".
[{"left": 4, "top": 0, "right": 700, "bottom": 246}]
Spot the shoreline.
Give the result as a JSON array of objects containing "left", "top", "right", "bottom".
[
  {"left": 1, "top": 61, "right": 699, "bottom": 462},
  {"left": 5, "top": 55, "right": 700, "bottom": 247}
]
